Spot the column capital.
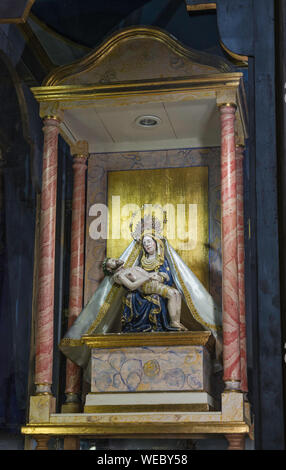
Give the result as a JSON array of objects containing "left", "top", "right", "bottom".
[
  {"left": 218, "top": 102, "right": 237, "bottom": 113},
  {"left": 70, "top": 140, "right": 89, "bottom": 158},
  {"left": 42, "top": 116, "right": 62, "bottom": 129},
  {"left": 216, "top": 89, "right": 237, "bottom": 110},
  {"left": 40, "top": 102, "right": 64, "bottom": 122}
]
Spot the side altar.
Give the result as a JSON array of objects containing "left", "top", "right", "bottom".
[
  {"left": 21, "top": 26, "right": 252, "bottom": 450},
  {"left": 24, "top": 331, "right": 251, "bottom": 450}
]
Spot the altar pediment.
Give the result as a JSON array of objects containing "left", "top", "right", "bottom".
[{"left": 43, "top": 26, "right": 233, "bottom": 87}]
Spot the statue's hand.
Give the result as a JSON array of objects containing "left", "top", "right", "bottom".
[
  {"left": 126, "top": 272, "right": 137, "bottom": 282},
  {"left": 149, "top": 273, "right": 163, "bottom": 282},
  {"left": 150, "top": 272, "right": 169, "bottom": 283}
]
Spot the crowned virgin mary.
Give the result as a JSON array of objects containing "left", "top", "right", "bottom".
[{"left": 59, "top": 211, "right": 222, "bottom": 375}]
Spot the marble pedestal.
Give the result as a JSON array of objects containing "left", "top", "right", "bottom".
[{"left": 82, "top": 331, "right": 217, "bottom": 413}]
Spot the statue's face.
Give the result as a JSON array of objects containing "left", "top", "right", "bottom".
[
  {"left": 106, "top": 258, "right": 124, "bottom": 271},
  {"left": 142, "top": 236, "right": 156, "bottom": 255}
]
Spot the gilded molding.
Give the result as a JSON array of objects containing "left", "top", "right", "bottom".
[
  {"left": 81, "top": 331, "right": 215, "bottom": 351},
  {"left": 186, "top": 3, "right": 217, "bottom": 11},
  {"left": 84, "top": 404, "right": 212, "bottom": 413},
  {"left": 21, "top": 421, "right": 250, "bottom": 436},
  {"left": 32, "top": 73, "right": 243, "bottom": 105},
  {"left": 59, "top": 338, "right": 82, "bottom": 347}
]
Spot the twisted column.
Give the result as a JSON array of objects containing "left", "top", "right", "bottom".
[
  {"left": 35, "top": 116, "right": 61, "bottom": 395},
  {"left": 219, "top": 104, "right": 241, "bottom": 390},
  {"left": 63, "top": 142, "right": 88, "bottom": 409},
  {"left": 236, "top": 145, "right": 248, "bottom": 393}
]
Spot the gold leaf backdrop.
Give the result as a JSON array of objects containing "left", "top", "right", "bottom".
[{"left": 107, "top": 167, "right": 209, "bottom": 290}]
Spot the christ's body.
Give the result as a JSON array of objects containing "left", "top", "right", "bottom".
[{"left": 105, "top": 257, "right": 186, "bottom": 330}]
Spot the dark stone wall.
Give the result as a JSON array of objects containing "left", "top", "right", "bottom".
[{"left": 0, "top": 45, "right": 37, "bottom": 433}]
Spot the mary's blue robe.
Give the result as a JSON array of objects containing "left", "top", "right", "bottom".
[{"left": 121, "top": 258, "right": 179, "bottom": 332}]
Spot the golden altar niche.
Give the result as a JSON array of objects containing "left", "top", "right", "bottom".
[{"left": 22, "top": 26, "right": 251, "bottom": 450}]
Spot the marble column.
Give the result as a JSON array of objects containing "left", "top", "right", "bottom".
[
  {"left": 35, "top": 116, "right": 61, "bottom": 395},
  {"left": 219, "top": 104, "right": 241, "bottom": 390},
  {"left": 236, "top": 145, "right": 248, "bottom": 393},
  {"left": 63, "top": 142, "right": 88, "bottom": 410}
]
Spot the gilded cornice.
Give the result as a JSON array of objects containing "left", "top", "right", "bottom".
[
  {"left": 81, "top": 330, "right": 215, "bottom": 352},
  {"left": 32, "top": 73, "right": 243, "bottom": 104},
  {"left": 42, "top": 26, "right": 233, "bottom": 87},
  {"left": 21, "top": 421, "right": 250, "bottom": 436}
]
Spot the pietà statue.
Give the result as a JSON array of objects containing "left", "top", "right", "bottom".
[{"left": 59, "top": 209, "right": 222, "bottom": 380}]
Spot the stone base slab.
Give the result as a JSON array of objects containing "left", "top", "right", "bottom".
[{"left": 84, "top": 391, "right": 217, "bottom": 413}]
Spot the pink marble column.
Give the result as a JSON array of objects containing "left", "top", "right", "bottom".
[
  {"left": 64, "top": 147, "right": 88, "bottom": 404},
  {"left": 220, "top": 104, "right": 241, "bottom": 390},
  {"left": 35, "top": 117, "right": 60, "bottom": 395},
  {"left": 236, "top": 145, "right": 248, "bottom": 393}
]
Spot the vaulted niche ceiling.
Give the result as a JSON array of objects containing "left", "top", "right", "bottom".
[{"left": 63, "top": 98, "right": 220, "bottom": 153}]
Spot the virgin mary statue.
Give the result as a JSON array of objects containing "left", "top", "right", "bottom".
[{"left": 59, "top": 212, "right": 222, "bottom": 377}]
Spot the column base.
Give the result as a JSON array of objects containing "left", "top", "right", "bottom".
[
  {"left": 61, "top": 402, "right": 82, "bottom": 414},
  {"left": 222, "top": 391, "right": 248, "bottom": 423},
  {"left": 224, "top": 380, "right": 241, "bottom": 391},
  {"left": 62, "top": 393, "right": 82, "bottom": 413},
  {"left": 29, "top": 395, "right": 56, "bottom": 423}
]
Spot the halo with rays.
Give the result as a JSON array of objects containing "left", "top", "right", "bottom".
[{"left": 129, "top": 204, "right": 167, "bottom": 242}]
